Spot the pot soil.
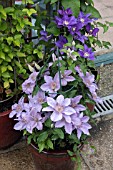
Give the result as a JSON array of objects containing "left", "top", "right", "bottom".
[
  {"left": 0, "top": 109, "right": 22, "bottom": 149},
  {"left": 29, "top": 143, "right": 77, "bottom": 170}
]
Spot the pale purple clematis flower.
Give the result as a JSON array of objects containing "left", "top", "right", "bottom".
[
  {"left": 42, "top": 95, "right": 75, "bottom": 122},
  {"left": 71, "top": 95, "right": 86, "bottom": 112},
  {"left": 29, "top": 71, "right": 38, "bottom": 83},
  {"left": 41, "top": 73, "right": 60, "bottom": 96},
  {"left": 82, "top": 72, "right": 98, "bottom": 93},
  {"left": 67, "top": 48, "right": 77, "bottom": 61},
  {"left": 9, "top": 97, "right": 24, "bottom": 118},
  {"left": 49, "top": 53, "right": 62, "bottom": 67},
  {"left": 28, "top": 90, "right": 46, "bottom": 110},
  {"left": 22, "top": 79, "right": 35, "bottom": 94},
  {"left": 14, "top": 112, "right": 32, "bottom": 133},
  {"left": 60, "top": 70, "right": 75, "bottom": 86},
  {"left": 55, "top": 118, "right": 73, "bottom": 135},
  {"left": 79, "top": 44, "right": 95, "bottom": 60},
  {"left": 90, "top": 91, "right": 102, "bottom": 103},
  {"left": 29, "top": 108, "right": 43, "bottom": 131},
  {"left": 22, "top": 71, "right": 38, "bottom": 94},
  {"left": 71, "top": 112, "right": 92, "bottom": 139},
  {"left": 75, "top": 65, "right": 84, "bottom": 78}
]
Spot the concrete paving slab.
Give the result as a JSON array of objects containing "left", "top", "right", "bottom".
[{"left": 94, "top": 0, "right": 113, "bottom": 51}]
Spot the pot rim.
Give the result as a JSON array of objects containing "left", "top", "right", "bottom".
[
  {"left": 30, "top": 142, "right": 83, "bottom": 156},
  {"left": 0, "top": 109, "right": 11, "bottom": 117},
  {"left": 0, "top": 96, "right": 13, "bottom": 104}
]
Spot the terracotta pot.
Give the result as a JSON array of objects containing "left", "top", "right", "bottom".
[
  {"left": 29, "top": 143, "right": 77, "bottom": 170},
  {"left": 0, "top": 109, "right": 22, "bottom": 149}
]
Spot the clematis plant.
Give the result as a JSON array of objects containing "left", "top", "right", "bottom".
[{"left": 9, "top": 2, "right": 108, "bottom": 167}]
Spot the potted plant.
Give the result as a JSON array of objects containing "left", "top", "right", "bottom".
[
  {"left": 0, "top": 1, "right": 37, "bottom": 149},
  {"left": 9, "top": 0, "right": 113, "bottom": 169}
]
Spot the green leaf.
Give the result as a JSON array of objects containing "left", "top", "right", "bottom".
[
  {"left": 5, "top": 7, "right": 14, "bottom": 13},
  {"left": 4, "top": 81, "right": 10, "bottom": 88},
  {"left": 47, "top": 22, "right": 60, "bottom": 36},
  {"left": 67, "top": 150, "right": 74, "bottom": 157},
  {"left": 1, "top": 66, "right": 7, "bottom": 73},
  {"left": 38, "top": 143, "right": 45, "bottom": 152},
  {"left": 0, "top": 22, "right": 7, "bottom": 31},
  {"left": 27, "top": 135, "right": 33, "bottom": 144},
  {"left": 61, "top": 0, "right": 80, "bottom": 17},
  {"left": 96, "top": 40, "right": 102, "bottom": 48},
  {"left": 0, "top": 5, "right": 6, "bottom": 19},
  {"left": 22, "top": 0, "right": 34, "bottom": 4},
  {"left": 47, "top": 139, "right": 53, "bottom": 149},
  {"left": 88, "top": 36, "right": 94, "bottom": 44},
  {"left": 7, "top": 37, "right": 13, "bottom": 45},
  {"left": 16, "top": 24, "right": 22, "bottom": 32},
  {"left": 73, "top": 144, "right": 77, "bottom": 152},
  {"left": 17, "top": 52, "right": 26, "bottom": 57},
  {"left": 53, "top": 129, "right": 64, "bottom": 139},
  {"left": 50, "top": 0, "right": 58, "bottom": 4},
  {"left": 38, "top": 52, "right": 43, "bottom": 59},
  {"left": 33, "top": 49, "right": 38, "bottom": 54},
  {"left": 76, "top": 44, "right": 84, "bottom": 50},
  {"left": 86, "top": 5, "right": 101, "bottom": 18},
  {"left": 8, "top": 65, "right": 13, "bottom": 71},
  {"left": 45, "top": 119, "right": 52, "bottom": 128},
  {"left": 0, "top": 51, "right": 5, "bottom": 60},
  {"left": 8, "top": 53, "right": 14, "bottom": 59},
  {"left": 14, "top": 34, "right": 22, "bottom": 40},
  {"left": 66, "top": 35, "right": 73, "bottom": 43},
  {"left": 37, "top": 132, "right": 48, "bottom": 143},
  {"left": 9, "top": 79, "right": 14, "bottom": 83},
  {"left": 44, "top": 0, "right": 51, "bottom": 4},
  {"left": 22, "top": 8, "right": 36, "bottom": 17},
  {"left": 2, "top": 72, "right": 10, "bottom": 78},
  {"left": 13, "top": 40, "right": 21, "bottom": 47},
  {"left": 103, "top": 24, "right": 109, "bottom": 33}
]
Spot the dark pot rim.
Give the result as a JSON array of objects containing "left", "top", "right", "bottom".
[
  {"left": 30, "top": 142, "right": 69, "bottom": 156},
  {"left": 0, "top": 109, "right": 11, "bottom": 117},
  {"left": 30, "top": 142, "right": 83, "bottom": 157}
]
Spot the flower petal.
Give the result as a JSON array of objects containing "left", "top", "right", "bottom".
[
  {"left": 63, "top": 115, "right": 71, "bottom": 123},
  {"left": 64, "top": 107, "right": 75, "bottom": 115},
  {"left": 47, "top": 97, "right": 56, "bottom": 107},
  {"left": 65, "top": 76, "right": 75, "bottom": 82},
  {"left": 56, "top": 95, "right": 64, "bottom": 105},
  {"left": 64, "top": 98, "right": 70, "bottom": 106},
  {"left": 42, "top": 106, "right": 53, "bottom": 112},
  {"left": 77, "top": 129, "right": 82, "bottom": 139},
  {"left": 82, "top": 116, "right": 89, "bottom": 123},
  {"left": 41, "top": 83, "right": 50, "bottom": 91},
  {"left": 51, "top": 111, "right": 62, "bottom": 122},
  {"left": 64, "top": 123, "right": 72, "bottom": 135},
  {"left": 44, "top": 75, "right": 53, "bottom": 83},
  {"left": 55, "top": 120, "right": 65, "bottom": 128}
]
